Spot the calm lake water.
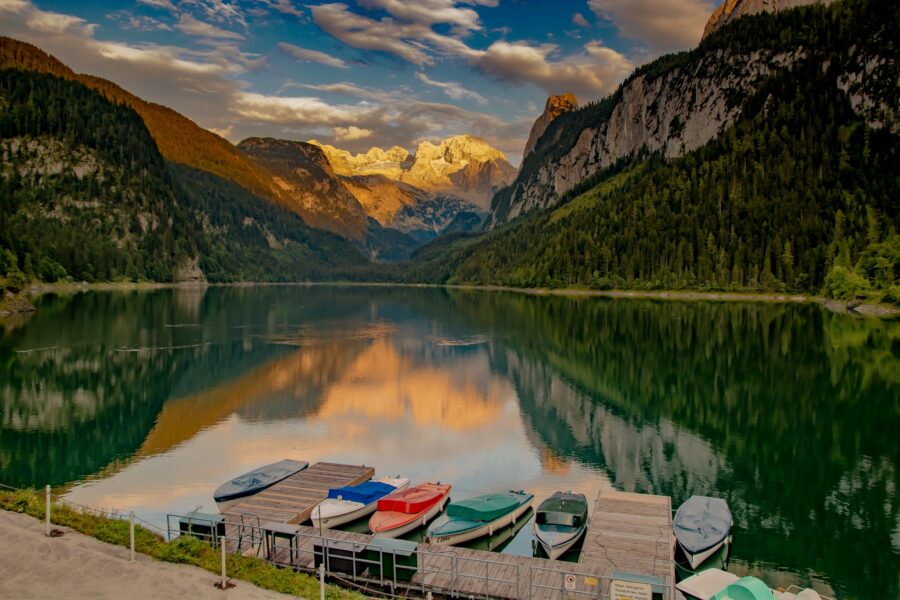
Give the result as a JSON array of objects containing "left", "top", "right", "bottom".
[{"left": 0, "top": 286, "right": 897, "bottom": 598}]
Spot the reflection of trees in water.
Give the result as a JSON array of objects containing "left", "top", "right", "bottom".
[{"left": 443, "top": 291, "right": 897, "bottom": 599}]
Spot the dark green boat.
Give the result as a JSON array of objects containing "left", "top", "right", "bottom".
[{"left": 533, "top": 492, "right": 589, "bottom": 560}]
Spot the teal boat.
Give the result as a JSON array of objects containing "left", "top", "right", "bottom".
[{"left": 426, "top": 491, "right": 534, "bottom": 546}]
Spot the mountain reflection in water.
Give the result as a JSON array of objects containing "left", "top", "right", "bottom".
[{"left": 0, "top": 286, "right": 896, "bottom": 600}]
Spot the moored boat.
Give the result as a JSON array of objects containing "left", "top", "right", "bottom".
[
  {"left": 426, "top": 490, "right": 534, "bottom": 546},
  {"left": 369, "top": 482, "right": 452, "bottom": 538},
  {"left": 214, "top": 459, "right": 309, "bottom": 511},
  {"left": 677, "top": 569, "right": 829, "bottom": 600},
  {"left": 674, "top": 496, "right": 733, "bottom": 570},
  {"left": 311, "top": 476, "right": 410, "bottom": 529},
  {"left": 532, "top": 491, "right": 588, "bottom": 560}
]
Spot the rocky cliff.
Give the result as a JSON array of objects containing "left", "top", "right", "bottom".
[
  {"left": 312, "top": 135, "right": 516, "bottom": 210},
  {"left": 522, "top": 93, "right": 578, "bottom": 161},
  {"left": 703, "top": 0, "right": 833, "bottom": 39},
  {"left": 237, "top": 137, "right": 369, "bottom": 240},
  {"left": 487, "top": 0, "right": 895, "bottom": 227}
]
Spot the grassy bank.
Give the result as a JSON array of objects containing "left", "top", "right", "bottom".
[{"left": 0, "top": 489, "right": 364, "bottom": 600}]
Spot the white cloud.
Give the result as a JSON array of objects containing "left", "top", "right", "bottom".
[
  {"left": 175, "top": 13, "right": 245, "bottom": 39},
  {"left": 334, "top": 125, "right": 373, "bottom": 141},
  {"left": 471, "top": 40, "right": 633, "bottom": 99},
  {"left": 588, "top": 0, "right": 716, "bottom": 52},
  {"left": 356, "top": 0, "right": 485, "bottom": 34},
  {"left": 181, "top": 0, "right": 247, "bottom": 28},
  {"left": 257, "top": 0, "right": 304, "bottom": 18},
  {"left": 572, "top": 12, "right": 590, "bottom": 28},
  {"left": 137, "top": 0, "right": 177, "bottom": 11},
  {"left": 278, "top": 42, "right": 348, "bottom": 68},
  {"left": 109, "top": 11, "right": 174, "bottom": 32},
  {"left": 416, "top": 72, "right": 487, "bottom": 105},
  {"left": 207, "top": 124, "right": 235, "bottom": 139}
]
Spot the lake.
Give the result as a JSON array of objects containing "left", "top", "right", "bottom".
[{"left": 0, "top": 286, "right": 897, "bottom": 599}]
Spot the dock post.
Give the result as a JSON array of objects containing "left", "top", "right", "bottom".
[
  {"left": 221, "top": 542, "right": 227, "bottom": 590},
  {"left": 44, "top": 485, "right": 50, "bottom": 536},
  {"left": 319, "top": 562, "right": 325, "bottom": 600},
  {"left": 129, "top": 512, "right": 135, "bottom": 562}
]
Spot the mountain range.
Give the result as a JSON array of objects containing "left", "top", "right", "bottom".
[{"left": 0, "top": 0, "right": 896, "bottom": 300}]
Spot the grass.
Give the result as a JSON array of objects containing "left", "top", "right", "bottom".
[{"left": 0, "top": 489, "right": 366, "bottom": 600}]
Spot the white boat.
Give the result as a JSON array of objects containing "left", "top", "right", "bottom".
[
  {"left": 532, "top": 492, "right": 589, "bottom": 560},
  {"left": 677, "top": 570, "right": 831, "bottom": 600},
  {"left": 674, "top": 496, "right": 733, "bottom": 570},
  {"left": 311, "top": 476, "right": 409, "bottom": 529}
]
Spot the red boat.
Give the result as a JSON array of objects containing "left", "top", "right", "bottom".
[{"left": 368, "top": 482, "right": 451, "bottom": 538}]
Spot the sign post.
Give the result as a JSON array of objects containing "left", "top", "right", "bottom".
[{"left": 610, "top": 579, "right": 652, "bottom": 600}]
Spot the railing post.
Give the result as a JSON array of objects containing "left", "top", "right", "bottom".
[
  {"left": 44, "top": 485, "right": 51, "bottom": 536},
  {"left": 129, "top": 512, "right": 135, "bottom": 562},
  {"left": 319, "top": 562, "right": 326, "bottom": 600},
  {"left": 220, "top": 541, "right": 227, "bottom": 590}
]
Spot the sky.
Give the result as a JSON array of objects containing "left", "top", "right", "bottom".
[{"left": 0, "top": 0, "right": 719, "bottom": 165}]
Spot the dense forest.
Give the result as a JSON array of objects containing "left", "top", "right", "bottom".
[
  {"left": 0, "top": 68, "right": 365, "bottom": 287},
  {"left": 422, "top": 0, "right": 899, "bottom": 300}
]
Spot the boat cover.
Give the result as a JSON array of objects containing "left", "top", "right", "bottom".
[
  {"left": 328, "top": 481, "right": 396, "bottom": 504},
  {"left": 447, "top": 493, "right": 523, "bottom": 522},
  {"left": 378, "top": 484, "right": 449, "bottom": 514},
  {"left": 214, "top": 459, "right": 308, "bottom": 502},
  {"left": 536, "top": 492, "right": 588, "bottom": 527},
  {"left": 674, "top": 495, "right": 733, "bottom": 553},
  {"left": 712, "top": 576, "right": 774, "bottom": 600}
]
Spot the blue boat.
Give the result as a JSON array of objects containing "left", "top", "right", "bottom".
[
  {"left": 214, "top": 459, "right": 309, "bottom": 510},
  {"left": 312, "top": 476, "right": 410, "bottom": 528}
]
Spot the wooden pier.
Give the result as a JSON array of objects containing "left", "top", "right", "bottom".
[
  {"left": 225, "top": 462, "right": 374, "bottom": 524},
  {"left": 221, "top": 474, "right": 676, "bottom": 600}
]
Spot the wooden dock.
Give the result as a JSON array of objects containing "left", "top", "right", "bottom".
[
  {"left": 579, "top": 488, "right": 674, "bottom": 583},
  {"left": 225, "top": 462, "right": 374, "bottom": 525},
  {"left": 231, "top": 484, "right": 676, "bottom": 600}
]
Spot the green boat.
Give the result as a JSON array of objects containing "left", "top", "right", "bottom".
[{"left": 426, "top": 491, "right": 534, "bottom": 546}]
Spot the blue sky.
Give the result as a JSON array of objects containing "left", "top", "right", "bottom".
[{"left": 0, "top": 0, "right": 718, "bottom": 164}]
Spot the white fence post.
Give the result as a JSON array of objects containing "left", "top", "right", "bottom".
[
  {"left": 44, "top": 485, "right": 50, "bottom": 536},
  {"left": 319, "top": 562, "right": 325, "bottom": 600},
  {"left": 129, "top": 512, "right": 135, "bottom": 562},
  {"left": 220, "top": 542, "right": 227, "bottom": 590}
]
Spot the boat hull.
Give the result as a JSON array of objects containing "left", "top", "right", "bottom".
[
  {"left": 312, "top": 478, "right": 410, "bottom": 529},
  {"left": 427, "top": 500, "right": 532, "bottom": 546},
  {"left": 677, "top": 536, "right": 732, "bottom": 570},
  {"left": 534, "top": 526, "right": 586, "bottom": 560},
  {"left": 370, "top": 495, "right": 449, "bottom": 539}
]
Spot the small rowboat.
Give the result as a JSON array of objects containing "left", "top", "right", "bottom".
[
  {"left": 311, "top": 476, "right": 410, "bottom": 529},
  {"left": 426, "top": 490, "right": 534, "bottom": 546},
  {"left": 369, "top": 483, "right": 452, "bottom": 538},
  {"left": 214, "top": 459, "right": 308, "bottom": 511},
  {"left": 674, "top": 496, "right": 733, "bottom": 570},
  {"left": 533, "top": 491, "right": 588, "bottom": 560}
]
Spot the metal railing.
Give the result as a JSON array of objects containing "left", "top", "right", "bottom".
[{"left": 166, "top": 512, "right": 676, "bottom": 600}]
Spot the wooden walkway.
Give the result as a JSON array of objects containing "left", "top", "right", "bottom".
[
  {"left": 580, "top": 488, "right": 675, "bottom": 594},
  {"left": 225, "top": 462, "right": 374, "bottom": 525},
  {"left": 242, "top": 486, "right": 676, "bottom": 600}
]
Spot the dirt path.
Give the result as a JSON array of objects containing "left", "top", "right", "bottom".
[{"left": 0, "top": 510, "right": 293, "bottom": 599}]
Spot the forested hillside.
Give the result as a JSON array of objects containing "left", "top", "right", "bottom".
[
  {"left": 422, "top": 0, "right": 899, "bottom": 299},
  {"left": 0, "top": 68, "right": 366, "bottom": 285}
]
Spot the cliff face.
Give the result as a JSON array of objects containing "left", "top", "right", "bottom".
[
  {"left": 487, "top": 1, "right": 895, "bottom": 227},
  {"left": 312, "top": 135, "right": 516, "bottom": 210},
  {"left": 522, "top": 93, "right": 578, "bottom": 161},
  {"left": 238, "top": 137, "right": 369, "bottom": 240},
  {"left": 703, "top": 0, "right": 833, "bottom": 39}
]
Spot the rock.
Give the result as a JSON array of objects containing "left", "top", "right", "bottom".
[
  {"left": 310, "top": 135, "right": 516, "bottom": 210},
  {"left": 703, "top": 0, "right": 833, "bottom": 39},
  {"left": 0, "top": 290, "right": 36, "bottom": 317},
  {"left": 173, "top": 257, "right": 206, "bottom": 284},
  {"left": 523, "top": 93, "right": 578, "bottom": 161}
]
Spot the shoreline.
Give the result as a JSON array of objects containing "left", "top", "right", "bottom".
[{"left": 14, "top": 280, "right": 899, "bottom": 317}]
